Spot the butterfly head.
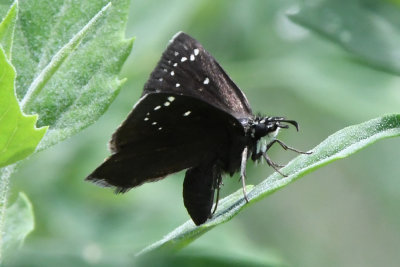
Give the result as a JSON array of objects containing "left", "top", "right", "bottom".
[{"left": 250, "top": 116, "right": 299, "bottom": 141}]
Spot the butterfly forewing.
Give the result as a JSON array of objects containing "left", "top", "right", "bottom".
[
  {"left": 86, "top": 32, "right": 268, "bottom": 225},
  {"left": 87, "top": 92, "right": 244, "bottom": 192},
  {"left": 143, "top": 32, "right": 253, "bottom": 119}
]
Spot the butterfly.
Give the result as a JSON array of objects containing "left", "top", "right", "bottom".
[{"left": 86, "top": 32, "right": 310, "bottom": 225}]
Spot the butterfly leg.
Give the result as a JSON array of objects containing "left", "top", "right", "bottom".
[
  {"left": 260, "top": 139, "right": 288, "bottom": 176},
  {"left": 267, "top": 139, "right": 312, "bottom": 155},
  {"left": 262, "top": 153, "right": 287, "bottom": 177},
  {"left": 240, "top": 147, "right": 250, "bottom": 203},
  {"left": 211, "top": 174, "right": 223, "bottom": 215},
  {"left": 261, "top": 139, "right": 312, "bottom": 176},
  {"left": 250, "top": 141, "right": 286, "bottom": 176}
]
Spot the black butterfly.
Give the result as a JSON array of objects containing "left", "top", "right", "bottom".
[{"left": 86, "top": 32, "right": 309, "bottom": 225}]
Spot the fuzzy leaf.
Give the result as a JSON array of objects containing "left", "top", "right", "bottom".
[
  {"left": 0, "top": 0, "right": 16, "bottom": 58},
  {"left": 289, "top": 0, "right": 400, "bottom": 75},
  {"left": 13, "top": 0, "right": 133, "bottom": 150},
  {"left": 2, "top": 192, "right": 34, "bottom": 262},
  {"left": 135, "top": 250, "right": 287, "bottom": 267},
  {"left": 0, "top": 2, "right": 47, "bottom": 168},
  {"left": 138, "top": 114, "right": 400, "bottom": 255}
]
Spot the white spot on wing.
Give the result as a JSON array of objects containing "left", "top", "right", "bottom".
[
  {"left": 181, "top": 57, "right": 187, "bottom": 62},
  {"left": 183, "top": 111, "right": 191, "bottom": 116},
  {"left": 170, "top": 71, "right": 175, "bottom": 76},
  {"left": 176, "top": 83, "right": 180, "bottom": 87},
  {"left": 174, "top": 51, "right": 179, "bottom": 56},
  {"left": 190, "top": 54, "right": 195, "bottom": 61},
  {"left": 164, "top": 101, "right": 170, "bottom": 106},
  {"left": 194, "top": 48, "right": 199, "bottom": 56},
  {"left": 173, "top": 63, "right": 178, "bottom": 67},
  {"left": 154, "top": 105, "right": 161, "bottom": 110},
  {"left": 168, "top": 96, "right": 175, "bottom": 102},
  {"left": 159, "top": 78, "right": 163, "bottom": 81},
  {"left": 144, "top": 117, "right": 149, "bottom": 121},
  {"left": 152, "top": 121, "right": 157, "bottom": 125},
  {"left": 163, "top": 68, "right": 167, "bottom": 72},
  {"left": 203, "top": 77, "right": 210, "bottom": 84},
  {"left": 158, "top": 127, "right": 162, "bottom": 130}
]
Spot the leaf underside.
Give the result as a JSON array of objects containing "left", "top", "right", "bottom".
[
  {"left": 138, "top": 114, "right": 400, "bottom": 256},
  {"left": 12, "top": 0, "right": 133, "bottom": 150},
  {"left": 289, "top": 0, "right": 400, "bottom": 75},
  {"left": 2, "top": 193, "right": 34, "bottom": 262},
  {"left": 0, "top": 1, "right": 47, "bottom": 168},
  {"left": 0, "top": 0, "right": 133, "bottom": 262}
]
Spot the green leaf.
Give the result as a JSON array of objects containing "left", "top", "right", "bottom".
[
  {"left": 1, "top": 192, "right": 34, "bottom": 262},
  {"left": 135, "top": 250, "right": 287, "bottom": 267},
  {"left": 0, "top": 0, "right": 16, "bottom": 58},
  {"left": 12, "top": 0, "right": 133, "bottom": 150},
  {"left": 289, "top": 0, "right": 400, "bottom": 75},
  {"left": 138, "top": 114, "right": 400, "bottom": 255},
  {"left": 0, "top": 4, "right": 47, "bottom": 168}
]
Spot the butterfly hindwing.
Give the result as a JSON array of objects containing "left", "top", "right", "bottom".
[
  {"left": 183, "top": 161, "right": 220, "bottom": 225},
  {"left": 86, "top": 92, "right": 244, "bottom": 192},
  {"left": 143, "top": 32, "right": 253, "bottom": 118}
]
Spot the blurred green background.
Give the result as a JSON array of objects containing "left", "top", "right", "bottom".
[{"left": 9, "top": 0, "right": 400, "bottom": 266}]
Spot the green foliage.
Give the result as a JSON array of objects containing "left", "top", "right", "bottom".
[
  {"left": 2, "top": 193, "right": 34, "bottom": 262},
  {"left": 0, "top": 5, "right": 43, "bottom": 259},
  {"left": 135, "top": 250, "right": 288, "bottom": 267},
  {"left": 139, "top": 115, "right": 400, "bottom": 255},
  {"left": 1, "top": 0, "right": 399, "bottom": 266},
  {"left": 0, "top": 42, "right": 47, "bottom": 168},
  {"left": 12, "top": 0, "right": 134, "bottom": 150},
  {"left": 0, "top": 0, "right": 133, "bottom": 263},
  {"left": 0, "top": 0, "right": 16, "bottom": 57},
  {"left": 290, "top": 0, "right": 400, "bottom": 75}
]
